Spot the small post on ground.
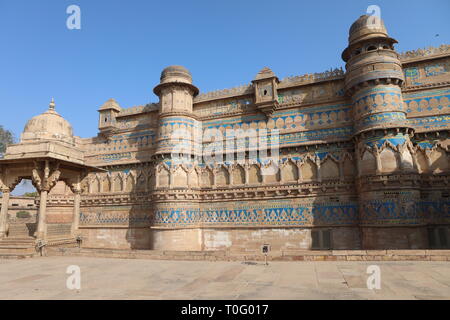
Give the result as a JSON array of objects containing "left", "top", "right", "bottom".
[{"left": 261, "top": 244, "right": 270, "bottom": 266}]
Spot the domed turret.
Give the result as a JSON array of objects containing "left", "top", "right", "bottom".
[
  {"left": 160, "top": 65, "right": 193, "bottom": 84},
  {"left": 153, "top": 65, "right": 201, "bottom": 168},
  {"left": 342, "top": 15, "right": 398, "bottom": 63},
  {"left": 348, "top": 15, "right": 389, "bottom": 45},
  {"left": 153, "top": 65, "right": 199, "bottom": 96},
  {"left": 342, "top": 15, "right": 419, "bottom": 233},
  {"left": 21, "top": 98, "right": 74, "bottom": 144},
  {"left": 342, "top": 15, "right": 407, "bottom": 134}
]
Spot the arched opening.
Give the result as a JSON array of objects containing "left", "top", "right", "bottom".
[{"left": 10, "top": 179, "right": 37, "bottom": 197}]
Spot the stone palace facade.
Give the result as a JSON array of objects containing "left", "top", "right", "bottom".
[{"left": 1, "top": 15, "right": 449, "bottom": 253}]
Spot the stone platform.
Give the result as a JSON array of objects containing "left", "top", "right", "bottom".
[{"left": 44, "top": 247, "right": 450, "bottom": 262}]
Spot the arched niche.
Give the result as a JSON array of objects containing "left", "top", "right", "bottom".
[
  {"left": 360, "top": 151, "right": 376, "bottom": 175},
  {"left": 215, "top": 167, "right": 229, "bottom": 186},
  {"left": 172, "top": 167, "right": 188, "bottom": 188},
  {"left": 430, "top": 147, "right": 448, "bottom": 173},
  {"left": 125, "top": 174, "right": 135, "bottom": 192},
  {"left": 232, "top": 165, "right": 245, "bottom": 185},
  {"left": 248, "top": 164, "right": 262, "bottom": 184},
  {"left": 380, "top": 148, "right": 398, "bottom": 173},
  {"left": 321, "top": 158, "right": 339, "bottom": 180},
  {"left": 113, "top": 175, "right": 123, "bottom": 192},
  {"left": 416, "top": 150, "right": 429, "bottom": 173},
  {"left": 281, "top": 161, "right": 298, "bottom": 182},
  {"left": 102, "top": 176, "right": 111, "bottom": 193},
  {"left": 342, "top": 157, "right": 355, "bottom": 178},
  {"left": 301, "top": 159, "right": 317, "bottom": 181},
  {"left": 200, "top": 169, "right": 213, "bottom": 187},
  {"left": 189, "top": 170, "right": 199, "bottom": 187},
  {"left": 158, "top": 167, "right": 170, "bottom": 188},
  {"left": 136, "top": 173, "right": 147, "bottom": 191}
]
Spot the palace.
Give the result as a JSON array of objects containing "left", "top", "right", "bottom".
[{"left": 0, "top": 15, "right": 449, "bottom": 255}]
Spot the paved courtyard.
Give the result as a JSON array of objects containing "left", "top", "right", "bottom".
[{"left": 0, "top": 256, "right": 449, "bottom": 299}]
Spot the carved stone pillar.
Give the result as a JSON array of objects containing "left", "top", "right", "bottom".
[
  {"left": 229, "top": 166, "right": 234, "bottom": 186},
  {"left": 244, "top": 164, "right": 249, "bottom": 185},
  {"left": 0, "top": 188, "right": 10, "bottom": 238},
  {"left": 186, "top": 169, "right": 191, "bottom": 188},
  {"left": 36, "top": 189, "right": 48, "bottom": 239},
  {"left": 375, "top": 151, "right": 382, "bottom": 175},
  {"left": 212, "top": 168, "right": 217, "bottom": 188},
  {"left": 261, "top": 165, "right": 266, "bottom": 184},
  {"left": 169, "top": 168, "right": 174, "bottom": 189},
  {"left": 34, "top": 160, "right": 60, "bottom": 240},
  {"left": 70, "top": 177, "right": 82, "bottom": 236},
  {"left": 72, "top": 190, "right": 81, "bottom": 235},
  {"left": 316, "top": 161, "right": 322, "bottom": 183}
]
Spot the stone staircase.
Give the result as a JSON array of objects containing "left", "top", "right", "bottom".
[
  {"left": 0, "top": 223, "right": 37, "bottom": 259},
  {"left": 0, "top": 237, "right": 36, "bottom": 258},
  {"left": 8, "top": 223, "right": 35, "bottom": 238}
]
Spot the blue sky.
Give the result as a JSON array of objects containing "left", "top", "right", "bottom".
[{"left": 0, "top": 0, "right": 449, "bottom": 195}]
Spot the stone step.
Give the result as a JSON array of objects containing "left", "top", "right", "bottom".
[
  {"left": 0, "top": 253, "right": 34, "bottom": 259},
  {"left": 8, "top": 223, "right": 35, "bottom": 238},
  {"left": 0, "top": 238, "right": 35, "bottom": 245},
  {"left": 0, "top": 235, "right": 36, "bottom": 257},
  {"left": 0, "top": 246, "right": 36, "bottom": 255}
]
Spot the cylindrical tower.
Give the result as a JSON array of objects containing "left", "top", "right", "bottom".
[
  {"left": 150, "top": 66, "right": 203, "bottom": 250},
  {"left": 343, "top": 15, "right": 425, "bottom": 248},
  {"left": 153, "top": 66, "right": 202, "bottom": 189}
]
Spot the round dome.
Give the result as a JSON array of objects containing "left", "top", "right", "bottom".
[
  {"left": 348, "top": 15, "right": 388, "bottom": 45},
  {"left": 21, "top": 99, "right": 74, "bottom": 143},
  {"left": 154, "top": 65, "right": 199, "bottom": 96},
  {"left": 160, "top": 65, "right": 193, "bottom": 85}
]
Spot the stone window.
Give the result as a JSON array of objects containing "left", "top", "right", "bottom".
[
  {"left": 428, "top": 227, "right": 449, "bottom": 249},
  {"left": 311, "top": 229, "right": 332, "bottom": 250}
]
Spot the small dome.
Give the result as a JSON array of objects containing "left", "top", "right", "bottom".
[
  {"left": 22, "top": 99, "right": 74, "bottom": 143},
  {"left": 253, "top": 67, "right": 277, "bottom": 81},
  {"left": 154, "top": 65, "right": 199, "bottom": 96},
  {"left": 98, "top": 98, "right": 121, "bottom": 112},
  {"left": 160, "top": 65, "right": 193, "bottom": 85},
  {"left": 348, "top": 15, "right": 388, "bottom": 45}
]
